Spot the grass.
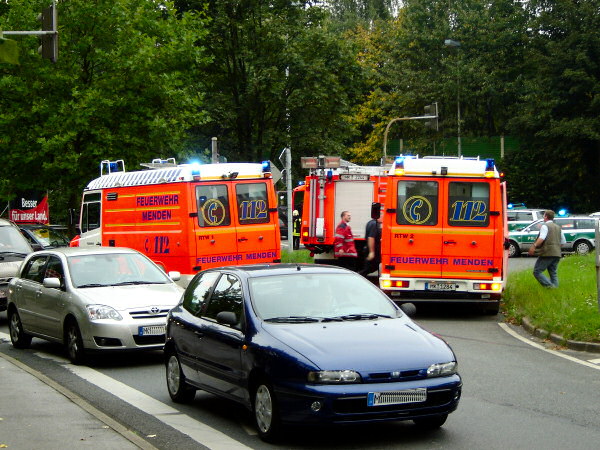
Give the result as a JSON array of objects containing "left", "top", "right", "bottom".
[
  {"left": 280, "top": 249, "right": 314, "bottom": 264},
  {"left": 503, "top": 253, "right": 600, "bottom": 343}
]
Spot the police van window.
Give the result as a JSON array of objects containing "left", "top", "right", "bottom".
[
  {"left": 516, "top": 211, "right": 533, "bottom": 221},
  {"left": 576, "top": 219, "right": 595, "bottom": 229},
  {"left": 81, "top": 193, "right": 101, "bottom": 233},
  {"left": 204, "top": 273, "right": 243, "bottom": 324},
  {"left": 396, "top": 181, "right": 438, "bottom": 226},
  {"left": 555, "top": 218, "right": 574, "bottom": 229},
  {"left": 448, "top": 182, "right": 490, "bottom": 227},
  {"left": 236, "top": 183, "right": 270, "bottom": 225},
  {"left": 196, "top": 185, "right": 231, "bottom": 227},
  {"left": 182, "top": 271, "right": 220, "bottom": 316}
]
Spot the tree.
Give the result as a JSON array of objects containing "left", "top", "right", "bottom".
[{"left": 0, "top": 0, "right": 211, "bottom": 224}]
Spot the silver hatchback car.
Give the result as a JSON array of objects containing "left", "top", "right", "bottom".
[{"left": 7, "top": 247, "right": 183, "bottom": 364}]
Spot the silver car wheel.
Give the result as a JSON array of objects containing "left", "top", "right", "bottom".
[
  {"left": 65, "top": 322, "right": 85, "bottom": 364},
  {"left": 255, "top": 384, "right": 273, "bottom": 433},
  {"left": 167, "top": 355, "right": 182, "bottom": 395},
  {"left": 9, "top": 312, "right": 21, "bottom": 342}
]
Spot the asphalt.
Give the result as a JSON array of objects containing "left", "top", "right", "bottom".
[{"left": 0, "top": 351, "right": 155, "bottom": 450}]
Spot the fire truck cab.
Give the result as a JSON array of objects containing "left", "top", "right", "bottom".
[
  {"left": 379, "top": 155, "right": 508, "bottom": 314},
  {"left": 76, "top": 159, "right": 281, "bottom": 285},
  {"left": 299, "top": 156, "right": 388, "bottom": 264}
]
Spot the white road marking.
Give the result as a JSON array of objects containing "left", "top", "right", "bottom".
[
  {"left": 0, "top": 329, "right": 251, "bottom": 449},
  {"left": 499, "top": 323, "right": 600, "bottom": 371},
  {"left": 66, "top": 365, "right": 252, "bottom": 449},
  {"left": 588, "top": 358, "right": 600, "bottom": 365}
]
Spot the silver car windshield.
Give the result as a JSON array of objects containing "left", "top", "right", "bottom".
[
  {"left": 249, "top": 272, "right": 400, "bottom": 321},
  {"left": 67, "top": 253, "right": 171, "bottom": 288},
  {"left": 0, "top": 226, "right": 32, "bottom": 255}
]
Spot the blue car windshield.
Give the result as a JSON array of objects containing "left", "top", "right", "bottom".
[{"left": 249, "top": 273, "right": 400, "bottom": 321}]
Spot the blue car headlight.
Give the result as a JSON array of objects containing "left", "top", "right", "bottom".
[
  {"left": 307, "top": 370, "right": 361, "bottom": 384},
  {"left": 86, "top": 305, "right": 123, "bottom": 321},
  {"left": 426, "top": 362, "right": 457, "bottom": 377}
]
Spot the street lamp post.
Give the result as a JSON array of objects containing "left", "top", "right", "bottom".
[{"left": 444, "top": 39, "right": 461, "bottom": 157}]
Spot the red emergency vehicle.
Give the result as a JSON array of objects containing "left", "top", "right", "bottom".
[
  {"left": 298, "top": 156, "right": 388, "bottom": 264},
  {"left": 379, "top": 155, "right": 508, "bottom": 314},
  {"left": 74, "top": 158, "right": 281, "bottom": 285}
]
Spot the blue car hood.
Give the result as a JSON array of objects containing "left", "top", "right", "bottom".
[{"left": 261, "top": 318, "right": 454, "bottom": 371}]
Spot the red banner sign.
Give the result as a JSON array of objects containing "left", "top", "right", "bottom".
[{"left": 10, "top": 195, "right": 50, "bottom": 224}]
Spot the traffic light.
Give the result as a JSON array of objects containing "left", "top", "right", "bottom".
[
  {"left": 424, "top": 102, "right": 439, "bottom": 131},
  {"left": 38, "top": 2, "right": 58, "bottom": 62}
]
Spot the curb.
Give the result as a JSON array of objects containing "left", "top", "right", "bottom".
[{"left": 521, "top": 317, "right": 600, "bottom": 353}]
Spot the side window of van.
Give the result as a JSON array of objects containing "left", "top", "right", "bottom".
[
  {"left": 196, "top": 185, "right": 231, "bottom": 227},
  {"left": 448, "top": 182, "right": 490, "bottom": 227},
  {"left": 81, "top": 192, "right": 101, "bottom": 233},
  {"left": 236, "top": 183, "right": 270, "bottom": 225},
  {"left": 396, "top": 181, "right": 438, "bottom": 226}
]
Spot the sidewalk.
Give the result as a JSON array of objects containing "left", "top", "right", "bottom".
[{"left": 0, "top": 351, "right": 153, "bottom": 449}]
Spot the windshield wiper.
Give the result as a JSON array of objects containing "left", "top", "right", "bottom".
[
  {"left": 334, "top": 313, "right": 393, "bottom": 321},
  {"left": 264, "top": 316, "right": 321, "bottom": 323},
  {"left": 111, "top": 281, "right": 162, "bottom": 286},
  {"left": 0, "top": 251, "right": 29, "bottom": 257},
  {"left": 76, "top": 283, "right": 107, "bottom": 288}
]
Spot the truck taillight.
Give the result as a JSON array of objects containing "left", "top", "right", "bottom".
[
  {"left": 474, "top": 282, "right": 501, "bottom": 291},
  {"left": 382, "top": 280, "right": 409, "bottom": 288}
]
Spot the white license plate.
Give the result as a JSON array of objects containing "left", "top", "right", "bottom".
[
  {"left": 138, "top": 325, "right": 165, "bottom": 336},
  {"left": 367, "top": 389, "right": 427, "bottom": 406},
  {"left": 426, "top": 282, "right": 456, "bottom": 291}
]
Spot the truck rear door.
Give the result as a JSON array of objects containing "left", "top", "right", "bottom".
[{"left": 440, "top": 180, "right": 498, "bottom": 281}]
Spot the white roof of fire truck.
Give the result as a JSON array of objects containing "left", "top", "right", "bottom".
[
  {"left": 85, "top": 159, "right": 272, "bottom": 190},
  {"left": 389, "top": 155, "right": 500, "bottom": 178}
]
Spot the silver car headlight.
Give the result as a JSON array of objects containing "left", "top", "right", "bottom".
[
  {"left": 307, "top": 370, "right": 361, "bottom": 384},
  {"left": 426, "top": 361, "right": 457, "bottom": 377},
  {"left": 86, "top": 305, "right": 123, "bottom": 321}
]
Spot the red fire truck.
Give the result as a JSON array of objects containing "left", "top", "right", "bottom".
[
  {"left": 73, "top": 158, "right": 281, "bottom": 285},
  {"left": 298, "top": 156, "right": 388, "bottom": 264},
  {"left": 298, "top": 155, "right": 508, "bottom": 314}
]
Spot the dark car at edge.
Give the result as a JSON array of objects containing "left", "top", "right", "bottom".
[{"left": 164, "top": 263, "right": 461, "bottom": 441}]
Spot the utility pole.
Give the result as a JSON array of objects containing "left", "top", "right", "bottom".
[{"left": 1, "top": 1, "right": 58, "bottom": 63}]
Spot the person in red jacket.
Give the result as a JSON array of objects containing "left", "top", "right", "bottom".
[{"left": 334, "top": 211, "right": 358, "bottom": 270}]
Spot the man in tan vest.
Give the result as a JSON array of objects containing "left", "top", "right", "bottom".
[{"left": 527, "top": 210, "right": 566, "bottom": 288}]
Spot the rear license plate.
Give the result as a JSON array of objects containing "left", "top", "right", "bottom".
[
  {"left": 425, "top": 282, "right": 456, "bottom": 291},
  {"left": 138, "top": 325, "right": 165, "bottom": 336},
  {"left": 367, "top": 389, "right": 427, "bottom": 406}
]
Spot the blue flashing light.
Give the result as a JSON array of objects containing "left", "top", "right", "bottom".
[
  {"left": 508, "top": 203, "right": 513, "bottom": 209},
  {"left": 326, "top": 169, "right": 333, "bottom": 182},
  {"left": 394, "top": 156, "right": 405, "bottom": 168},
  {"left": 298, "top": 181, "right": 305, "bottom": 186},
  {"left": 190, "top": 162, "right": 202, "bottom": 177},
  {"left": 262, "top": 160, "right": 271, "bottom": 172},
  {"left": 485, "top": 158, "right": 495, "bottom": 171},
  {"left": 558, "top": 209, "right": 567, "bottom": 217}
]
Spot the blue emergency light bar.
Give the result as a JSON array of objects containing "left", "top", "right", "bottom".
[{"left": 262, "top": 161, "right": 271, "bottom": 173}]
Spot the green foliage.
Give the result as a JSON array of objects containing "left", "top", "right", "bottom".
[
  {"left": 0, "top": 0, "right": 210, "bottom": 222},
  {"left": 503, "top": 254, "right": 600, "bottom": 343}
]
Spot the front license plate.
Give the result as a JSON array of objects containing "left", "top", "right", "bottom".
[
  {"left": 138, "top": 325, "right": 166, "bottom": 336},
  {"left": 367, "top": 389, "right": 427, "bottom": 406},
  {"left": 425, "top": 282, "right": 456, "bottom": 291}
]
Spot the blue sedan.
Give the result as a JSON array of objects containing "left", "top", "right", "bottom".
[{"left": 164, "top": 264, "right": 461, "bottom": 441}]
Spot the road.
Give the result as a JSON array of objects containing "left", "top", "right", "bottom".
[{"left": 1, "top": 255, "right": 599, "bottom": 449}]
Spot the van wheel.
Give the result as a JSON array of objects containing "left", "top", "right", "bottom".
[
  {"left": 8, "top": 309, "right": 32, "bottom": 349},
  {"left": 508, "top": 241, "right": 520, "bottom": 258},
  {"left": 65, "top": 320, "right": 86, "bottom": 365},
  {"left": 574, "top": 240, "right": 592, "bottom": 255}
]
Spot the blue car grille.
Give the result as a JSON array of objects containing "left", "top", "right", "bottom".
[{"left": 332, "top": 388, "right": 457, "bottom": 414}]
